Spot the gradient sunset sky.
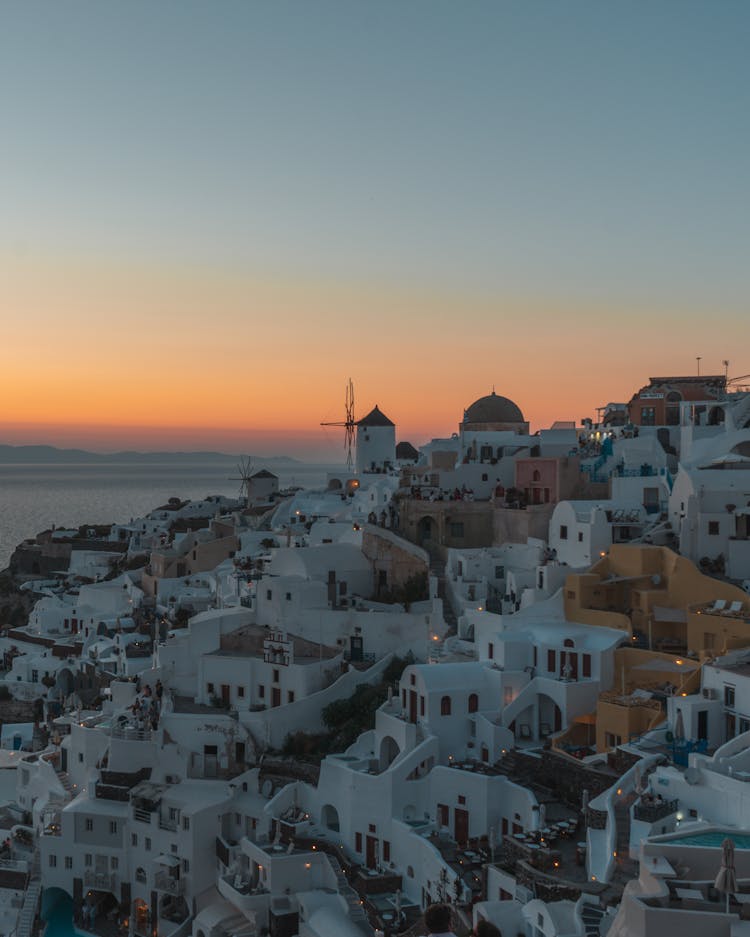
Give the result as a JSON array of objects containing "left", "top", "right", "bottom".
[{"left": 1, "top": 1, "right": 748, "bottom": 460}]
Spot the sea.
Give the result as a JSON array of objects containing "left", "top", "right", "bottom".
[{"left": 0, "top": 460, "right": 340, "bottom": 571}]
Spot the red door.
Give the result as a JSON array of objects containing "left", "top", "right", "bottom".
[
  {"left": 454, "top": 808, "right": 469, "bottom": 845},
  {"left": 366, "top": 835, "right": 378, "bottom": 870},
  {"left": 409, "top": 690, "right": 417, "bottom": 723}
]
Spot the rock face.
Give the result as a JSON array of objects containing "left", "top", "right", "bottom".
[{"left": 0, "top": 570, "right": 34, "bottom": 630}]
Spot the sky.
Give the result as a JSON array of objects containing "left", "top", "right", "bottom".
[{"left": 1, "top": 1, "right": 748, "bottom": 460}]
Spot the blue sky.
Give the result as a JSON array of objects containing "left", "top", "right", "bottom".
[{"left": 2, "top": 1, "right": 748, "bottom": 303}]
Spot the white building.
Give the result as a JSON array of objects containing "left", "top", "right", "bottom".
[{"left": 356, "top": 406, "right": 396, "bottom": 475}]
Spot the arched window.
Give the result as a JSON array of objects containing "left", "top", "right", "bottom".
[
  {"left": 441, "top": 695, "right": 452, "bottom": 716},
  {"left": 564, "top": 638, "right": 575, "bottom": 648},
  {"left": 532, "top": 470, "right": 541, "bottom": 482},
  {"left": 468, "top": 693, "right": 479, "bottom": 713}
]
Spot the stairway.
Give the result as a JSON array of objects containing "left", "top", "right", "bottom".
[
  {"left": 580, "top": 901, "right": 608, "bottom": 937},
  {"left": 16, "top": 881, "right": 41, "bottom": 937},
  {"left": 55, "top": 768, "right": 74, "bottom": 794}
]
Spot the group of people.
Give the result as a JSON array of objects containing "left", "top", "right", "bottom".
[
  {"left": 423, "top": 903, "right": 502, "bottom": 937},
  {"left": 130, "top": 679, "right": 164, "bottom": 731}
]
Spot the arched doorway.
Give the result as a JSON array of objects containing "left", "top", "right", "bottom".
[
  {"left": 321, "top": 804, "right": 340, "bottom": 832},
  {"left": 379, "top": 735, "right": 400, "bottom": 772},
  {"left": 417, "top": 516, "right": 434, "bottom": 545}
]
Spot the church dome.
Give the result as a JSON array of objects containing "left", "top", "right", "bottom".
[{"left": 464, "top": 391, "right": 524, "bottom": 425}]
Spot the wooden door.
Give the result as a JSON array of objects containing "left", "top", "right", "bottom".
[
  {"left": 272, "top": 687, "right": 281, "bottom": 708},
  {"left": 409, "top": 690, "right": 417, "bottom": 723},
  {"left": 454, "top": 808, "right": 469, "bottom": 845},
  {"left": 366, "top": 835, "right": 378, "bottom": 870},
  {"left": 221, "top": 684, "right": 230, "bottom": 706}
]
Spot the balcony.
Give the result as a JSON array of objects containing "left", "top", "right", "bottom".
[
  {"left": 159, "top": 817, "right": 178, "bottom": 832},
  {"left": 154, "top": 872, "right": 184, "bottom": 895},
  {"left": 84, "top": 870, "right": 116, "bottom": 890},
  {"left": 633, "top": 797, "right": 679, "bottom": 823}
]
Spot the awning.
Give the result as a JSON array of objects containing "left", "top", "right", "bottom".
[
  {"left": 154, "top": 853, "right": 180, "bottom": 867},
  {"left": 574, "top": 713, "right": 597, "bottom": 725}
]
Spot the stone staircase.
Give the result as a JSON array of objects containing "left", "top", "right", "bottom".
[
  {"left": 580, "top": 900, "right": 608, "bottom": 937},
  {"left": 16, "top": 878, "right": 41, "bottom": 937}
]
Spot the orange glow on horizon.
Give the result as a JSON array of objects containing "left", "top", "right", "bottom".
[{"left": 2, "top": 253, "right": 745, "bottom": 455}]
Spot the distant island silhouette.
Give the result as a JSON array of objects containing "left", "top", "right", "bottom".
[{"left": 0, "top": 444, "right": 303, "bottom": 465}]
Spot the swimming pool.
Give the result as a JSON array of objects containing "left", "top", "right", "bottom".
[
  {"left": 41, "top": 890, "right": 82, "bottom": 937},
  {"left": 666, "top": 831, "right": 750, "bottom": 849}
]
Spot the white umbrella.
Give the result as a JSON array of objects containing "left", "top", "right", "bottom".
[{"left": 715, "top": 837, "right": 737, "bottom": 913}]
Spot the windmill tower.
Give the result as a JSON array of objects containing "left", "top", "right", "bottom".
[
  {"left": 321, "top": 378, "right": 356, "bottom": 469},
  {"left": 229, "top": 456, "right": 254, "bottom": 505}
]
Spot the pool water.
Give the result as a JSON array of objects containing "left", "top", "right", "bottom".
[
  {"left": 668, "top": 831, "right": 750, "bottom": 849},
  {"left": 41, "top": 890, "right": 82, "bottom": 937}
]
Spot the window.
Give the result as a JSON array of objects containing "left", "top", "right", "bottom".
[
  {"left": 440, "top": 696, "right": 452, "bottom": 716},
  {"left": 259, "top": 685, "right": 265, "bottom": 698},
  {"left": 708, "top": 521, "right": 720, "bottom": 535},
  {"left": 85, "top": 818, "right": 94, "bottom": 832},
  {"left": 266, "top": 589, "right": 272, "bottom": 600},
  {"left": 287, "top": 690, "right": 295, "bottom": 703},
  {"left": 111, "top": 857, "right": 119, "bottom": 870},
  {"left": 169, "top": 807, "right": 178, "bottom": 821},
  {"left": 285, "top": 592, "right": 291, "bottom": 601},
  {"left": 582, "top": 654, "right": 592, "bottom": 678},
  {"left": 494, "top": 565, "right": 504, "bottom": 579},
  {"left": 183, "top": 859, "right": 190, "bottom": 873},
  {"left": 237, "top": 686, "right": 245, "bottom": 698},
  {"left": 339, "top": 581, "right": 347, "bottom": 596},
  {"left": 411, "top": 673, "right": 416, "bottom": 686},
  {"left": 578, "top": 531, "right": 583, "bottom": 542},
  {"left": 458, "top": 795, "right": 466, "bottom": 805},
  {"left": 109, "top": 821, "right": 118, "bottom": 834},
  {"left": 65, "top": 856, "right": 73, "bottom": 870},
  {"left": 438, "top": 804, "right": 449, "bottom": 827},
  {"left": 450, "top": 522, "right": 465, "bottom": 538},
  {"left": 559, "top": 525, "right": 568, "bottom": 540},
  {"left": 78, "top": 753, "right": 84, "bottom": 763},
  {"left": 131, "top": 834, "right": 138, "bottom": 847},
  {"left": 273, "top": 669, "right": 280, "bottom": 683},
  {"left": 369, "top": 823, "right": 376, "bottom": 833},
  {"left": 85, "top": 854, "right": 93, "bottom": 867},
  {"left": 488, "top": 642, "right": 494, "bottom": 659},
  {"left": 641, "top": 406, "right": 656, "bottom": 426},
  {"left": 145, "top": 837, "right": 151, "bottom": 851},
  {"left": 383, "top": 840, "right": 391, "bottom": 862},
  {"left": 31, "top": 670, "right": 38, "bottom": 683},
  {"left": 207, "top": 682, "right": 215, "bottom": 695},
  {"left": 725, "top": 685, "right": 736, "bottom": 709},
  {"left": 547, "top": 649, "right": 555, "bottom": 672},
  {"left": 468, "top": 693, "right": 478, "bottom": 713},
  {"left": 183, "top": 817, "right": 190, "bottom": 831},
  {"left": 49, "top": 855, "right": 57, "bottom": 868},
  {"left": 420, "top": 696, "right": 425, "bottom": 716}
]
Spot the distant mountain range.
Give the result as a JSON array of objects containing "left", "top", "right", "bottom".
[{"left": 0, "top": 444, "right": 302, "bottom": 465}]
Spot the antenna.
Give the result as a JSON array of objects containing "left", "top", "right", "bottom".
[
  {"left": 321, "top": 378, "right": 356, "bottom": 469},
  {"left": 229, "top": 456, "right": 254, "bottom": 505},
  {"left": 696, "top": 356, "right": 702, "bottom": 376},
  {"left": 724, "top": 360, "right": 730, "bottom": 381}
]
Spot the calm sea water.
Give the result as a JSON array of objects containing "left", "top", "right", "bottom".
[{"left": 0, "top": 461, "right": 339, "bottom": 571}]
